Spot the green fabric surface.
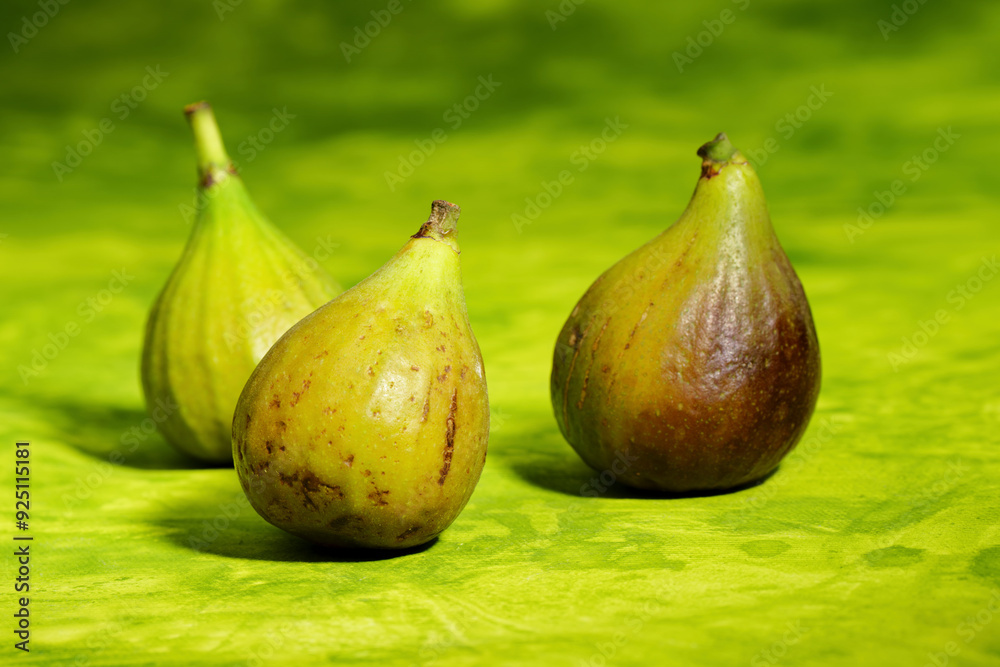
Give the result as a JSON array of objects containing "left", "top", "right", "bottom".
[{"left": 2, "top": 1, "right": 999, "bottom": 665}]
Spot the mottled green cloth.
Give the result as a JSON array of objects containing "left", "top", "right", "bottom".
[{"left": 2, "top": 1, "right": 999, "bottom": 665}]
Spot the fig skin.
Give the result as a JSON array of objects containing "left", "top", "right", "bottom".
[
  {"left": 233, "top": 201, "right": 489, "bottom": 549},
  {"left": 551, "top": 134, "right": 821, "bottom": 493},
  {"left": 141, "top": 102, "right": 340, "bottom": 463}
]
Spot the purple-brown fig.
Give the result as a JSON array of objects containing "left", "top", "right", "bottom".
[{"left": 551, "top": 133, "right": 821, "bottom": 492}]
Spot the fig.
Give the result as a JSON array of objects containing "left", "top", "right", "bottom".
[
  {"left": 551, "top": 133, "right": 821, "bottom": 492},
  {"left": 141, "top": 102, "right": 340, "bottom": 463},
  {"left": 233, "top": 200, "right": 489, "bottom": 549}
]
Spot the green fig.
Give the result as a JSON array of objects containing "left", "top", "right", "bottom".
[
  {"left": 551, "top": 133, "right": 821, "bottom": 492},
  {"left": 141, "top": 102, "right": 341, "bottom": 463},
  {"left": 233, "top": 200, "right": 489, "bottom": 549}
]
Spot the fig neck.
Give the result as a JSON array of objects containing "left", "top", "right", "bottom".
[{"left": 185, "top": 101, "right": 238, "bottom": 190}]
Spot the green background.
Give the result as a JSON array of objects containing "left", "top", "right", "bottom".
[{"left": 2, "top": 0, "right": 999, "bottom": 664}]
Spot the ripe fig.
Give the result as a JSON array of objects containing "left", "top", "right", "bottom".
[
  {"left": 551, "top": 133, "right": 821, "bottom": 492},
  {"left": 233, "top": 201, "right": 489, "bottom": 549},
  {"left": 141, "top": 102, "right": 340, "bottom": 463}
]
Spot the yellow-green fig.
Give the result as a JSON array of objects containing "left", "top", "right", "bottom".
[
  {"left": 551, "top": 133, "right": 821, "bottom": 493},
  {"left": 233, "top": 200, "right": 489, "bottom": 549},
  {"left": 141, "top": 102, "right": 340, "bottom": 463}
]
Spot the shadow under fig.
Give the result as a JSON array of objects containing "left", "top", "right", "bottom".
[
  {"left": 32, "top": 396, "right": 203, "bottom": 470},
  {"left": 151, "top": 483, "right": 437, "bottom": 563},
  {"left": 509, "top": 447, "right": 775, "bottom": 500}
]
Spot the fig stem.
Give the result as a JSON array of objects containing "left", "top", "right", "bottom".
[
  {"left": 697, "top": 132, "right": 740, "bottom": 163},
  {"left": 413, "top": 200, "right": 461, "bottom": 253},
  {"left": 185, "top": 101, "right": 232, "bottom": 177}
]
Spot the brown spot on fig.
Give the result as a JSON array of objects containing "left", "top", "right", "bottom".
[
  {"left": 344, "top": 454, "right": 354, "bottom": 467},
  {"left": 437, "top": 365, "right": 451, "bottom": 382},
  {"left": 362, "top": 469, "right": 372, "bottom": 478},
  {"left": 301, "top": 492, "right": 319, "bottom": 511},
  {"left": 421, "top": 389, "right": 431, "bottom": 422},
  {"left": 439, "top": 389, "right": 458, "bottom": 485},
  {"left": 279, "top": 444, "right": 286, "bottom": 452},
  {"left": 323, "top": 406, "right": 337, "bottom": 415},
  {"left": 277, "top": 420, "right": 287, "bottom": 433},
  {"left": 461, "top": 366, "right": 467, "bottom": 380},
  {"left": 424, "top": 310, "right": 434, "bottom": 327},
  {"left": 270, "top": 396, "right": 281, "bottom": 409},
  {"left": 245, "top": 413, "right": 251, "bottom": 428},
  {"left": 436, "top": 344, "right": 446, "bottom": 352},
  {"left": 314, "top": 350, "right": 328, "bottom": 359},
  {"left": 560, "top": 320, "right": 593, "bottom": 426},
  {"left": 577, "top": 318, "right": 611, "bottom": 410},
  {"left": 291, "top": 392, "right": 301, "bottom": 406},
  {"left": 568, "top": 326, "right": 582, "bottom": 348},
  {"left": 397, "top": 526, "right": 422, "bottom": 541},
  {"left": 329, "top": 515, "right": 357, "bottom": 529},
  {"left": 265, "top": 440, "right": 274, "bottom": 454},
  {"left": 300, "top": 471, "right": 323, "bottom": 493},
  {"left": 368, "top": 487, "right": 390, "bottom": 506},
  {"left": 368, "top": 366, "right": 374, "bottom": 376},
  {"left": 411, "top": 365, "right": 420, "bottom": 372}
]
